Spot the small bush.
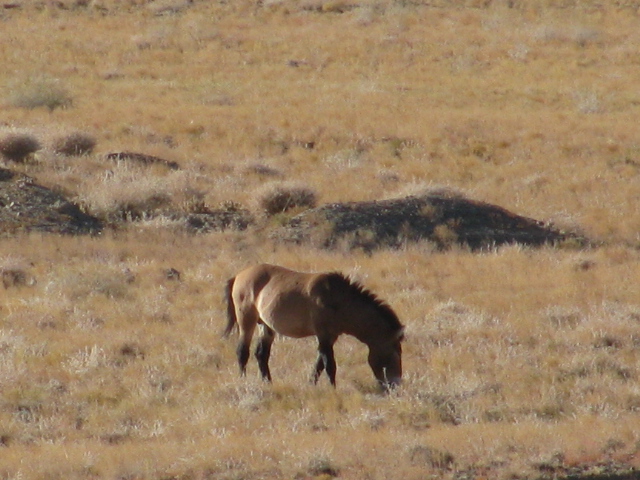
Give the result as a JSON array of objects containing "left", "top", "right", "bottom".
[
  {"left": 0, "top": 131, "right": 41, "bottom": 162},
  {"left": 114, "top": 194, "right": 173, "bottom": 222},
  {"left": 1, "top": 268, "right": 33, "bottom": 288},
  {"left": 8, "top": 76, "right": 73, "bottom": 111},
  {"left": 77, "top": 167, "right": 176, "bottom": 222},
  {"left": 52, "top": 132, "right": 97, "bottom": 156},
  {"left": 408, "top": 445, "right": 455, "bottom": 469},
  {"left": 307, "top": 455, "right": 339, "bottom": 477},
  {"left": 256, "top": 183, "right": 318, "bottom": 216}
]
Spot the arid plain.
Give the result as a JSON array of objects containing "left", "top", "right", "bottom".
[{"left": 2, "top": 1, "right": 640, "bottom": 479}]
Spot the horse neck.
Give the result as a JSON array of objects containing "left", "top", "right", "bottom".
[{"left": 340, "top": 304, "right": 388, "bottom": 347}]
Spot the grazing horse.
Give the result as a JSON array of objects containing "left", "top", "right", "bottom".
[{"left": 224, "top": 264, "right": 404, "bottom": 388}]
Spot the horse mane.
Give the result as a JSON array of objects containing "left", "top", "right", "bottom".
[{"left": 325, "top": 272, "right": 403, "bottom": 332}]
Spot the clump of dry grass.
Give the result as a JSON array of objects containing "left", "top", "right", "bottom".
[
  {"left": 0, "top": 130, "right": 41, "bottom": 162},
  {"left": 6, "top": 75, "right": 72, "bottom": 112},
  {"left": 51, "top": 132, "right": 97, "bottom": 156},
  {"left": 256, "top": 182, "right": 318, "bottom": 216},
  {"left": 306, "top": 454, "right": 340, "bottom": 477},
  {"left": 75, "top": 166, "right": 196, "bottom": 221}
]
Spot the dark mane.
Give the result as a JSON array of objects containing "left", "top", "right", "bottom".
[{"left": 326, "top": 272, "right": 403, "bottom": 332}]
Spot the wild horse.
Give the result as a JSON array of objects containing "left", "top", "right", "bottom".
[{"left": 224, "top": 264, "right": 404, "bottom": 389}]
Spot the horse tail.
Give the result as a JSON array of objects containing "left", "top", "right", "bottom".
[{"left": 223, "top": 276, "right": 237, "bottom": 337}]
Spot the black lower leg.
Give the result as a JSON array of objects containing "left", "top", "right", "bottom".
[
  {"left": 325, "top": 351, "right": 337, "bottom": 386},
  {"left": 316, "top": 339, "right": 337, "bottom": 387},
  {"left": 255, "top": 339, "right": 273, "bottom": 382},
  {"left": 312, "top": 355, "right": 325, "bottom": 384},
  {"left": 237, "top": 343, "right": 250, "bottom": 376}
]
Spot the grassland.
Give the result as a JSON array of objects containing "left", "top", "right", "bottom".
[{"left": 2, "top": 1, "right": 640, "bottom": 479}]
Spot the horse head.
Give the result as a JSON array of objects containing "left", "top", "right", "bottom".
[{"left": 368, "top": 326, "right": 404, "bottom": 389}]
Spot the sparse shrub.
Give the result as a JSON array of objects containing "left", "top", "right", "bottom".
[
  {"left": 56, "top": 267, "right": 134, "bottom": 301},
  {"left": 114, "top": 343, "right": 145, "bottom": 366},
  {"left": 7, "top": 76, "right": 73, "bottom": 111},
  {"left": 117, "top": 194, "right": 173, "bottom": 221},
  {"left": 244, "top": 163, "right": 283, "bottom": 177},
  {"left": 545, "top": 306, "right": 582, "bottom": 328},
  {"left": 535, "top": 403, "right": 565, "bottom": 421},
  {"left": 1, "top": 268, "right": 34, "bottom": 288},
  {"left": 256, "top": 182, "right": 318, "bottom": 216},
  {"left": 52, "top": 132, "right": 97, "bottom": 156},
  {"left": 408, "top": 445, "right": 455, "bottom": 469},
  {"left": 181, "top": 195, "right": 209, "bottom": 214},
  {"left": 0, "top": 131, "right": 41, "bottom": 162},
  {"left": 593, "top": 334, "right": 623, "bottom": 350},
  {"left": 77, "top": 167, "right": 179, "bottom": 222},
  {"left": 306, "top": 455, "right": 339, "bottom": 477}
]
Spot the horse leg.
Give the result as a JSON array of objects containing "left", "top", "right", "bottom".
[
  {"left": 312, "top": 354, "right": 325, "bottom": 384},
  {"left": 236, "top": 313, "right": 257, "bottom": 377},
  {"left": 324, "top": 344, "right": 337, "bottom": 386},
  {"left": 237, "top": 336, "right": 251, "bottom": 376},
  {"left": 313, "top": 337, "right": 337, "bottom": 386},
  {"left": 255, "top": 324, "right": 275, "bottom": 382}
]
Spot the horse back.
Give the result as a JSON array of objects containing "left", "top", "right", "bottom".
[{"left": 233, "top": 264, "right": 325, "bottom": 338}]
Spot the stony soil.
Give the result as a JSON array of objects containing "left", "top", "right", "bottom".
[
  {"left": 0, "top": 165, "right": 587, "bottom": 252},
  {"left": 279, "top": 191, "right": 587, "bottom": 252}
]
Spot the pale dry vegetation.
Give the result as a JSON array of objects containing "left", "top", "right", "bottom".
[
  {"left": 0, "top": 129, "right": 41, "bottom": 163},
  {"left": 256, "top": 182, "right": 318, "bottom": 216},
  {"left": 2, "top": 235, "right": 640, "bottom": 479},
  {"left": 2, "top": 1, "right": 640, "bottom": 479}
]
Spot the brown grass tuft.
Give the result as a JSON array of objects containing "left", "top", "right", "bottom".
[
  {"left": 0, "top": 131, "right": 41, "bottom": 162},
  {"left": 51, "top": 132, "right": 97, "bottom": 156},
  {"left": 7, "top": 75, "right": 72, "bottom": 111},
  {"left": 256, "top": 182, "right": 318, "bottom": 216}
]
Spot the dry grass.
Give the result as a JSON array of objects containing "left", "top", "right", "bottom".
[
  {"left": 255, "top": 182, "right": 318, "bottom": 216},
  {"left": 2, "top": 234, "right": 640, "bottom": 479},
  {"left": 51, "top": 131, "right": 97, "bottom": 156},
  {"left": 2, "top": 1, "right": 640, "bottom": 479},
  {"left": 0, "top": 129, "right": 41, "bottom": 162},
  {"left": 5, "top": 74, "right": 73, "bottom": 111}
]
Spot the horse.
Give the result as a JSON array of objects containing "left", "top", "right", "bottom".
[{"left": 223, "top": 263, "right": 404, "bottom": 389}]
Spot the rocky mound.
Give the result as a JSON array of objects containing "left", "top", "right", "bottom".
[
  {"left": 0, "top": 167, "right": 253, "bottom": 236},
  {"left": 0, "top": 167, "right": 102, "bottom": 236},
  {"left": 105, "top": 151, "right": 180, "bottom": 170},
  {"left": 279, "top": 193, "right": 585, "bottom": 251},
  {"left": 180, "top": 204, "right": 253, "bottom": 233},
  {"left": 0, "top": 165, "right": 586, "bottom": 250}
]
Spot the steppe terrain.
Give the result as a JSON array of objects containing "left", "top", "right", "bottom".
[{"left": 2, "top": 1, "right": 640, "bottom": 479}]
